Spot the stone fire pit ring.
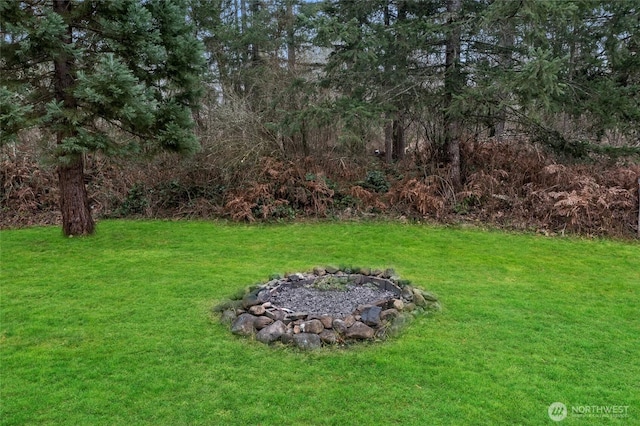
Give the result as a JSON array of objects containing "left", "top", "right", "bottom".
[{"left": 214, "top": 266, "right": 441, "bottom": 350}]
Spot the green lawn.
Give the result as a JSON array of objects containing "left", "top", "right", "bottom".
[{"left": 1, "top": 220, "right": 638, "bottom": 425}]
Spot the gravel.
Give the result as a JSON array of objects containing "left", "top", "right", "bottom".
[{"left": 269, "top": 284, "right": 396, "bottom": 318}]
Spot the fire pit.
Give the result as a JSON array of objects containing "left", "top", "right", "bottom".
[{"left": 214, "top": 266, "right": 440, "bottom": 350}]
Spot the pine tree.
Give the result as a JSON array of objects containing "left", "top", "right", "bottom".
[{"left": 0, "top": 0, "right": 205, "bottom": 235}]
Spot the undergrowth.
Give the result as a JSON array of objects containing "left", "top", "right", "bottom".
[{"left": 2, "top": 138, "right": 639, "bottom": 238}]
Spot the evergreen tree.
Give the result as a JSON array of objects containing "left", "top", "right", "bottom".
[{"left": 0, "top": 0, "right": 205, "bottom": 235}]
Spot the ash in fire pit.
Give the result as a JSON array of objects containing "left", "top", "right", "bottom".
[{"left": 214, "top": 267, "right": 440, "bottom": 350}]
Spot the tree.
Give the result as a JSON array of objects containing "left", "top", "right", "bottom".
[
  {"left": 314, "top": 0, "right": 439, "bottom": 161},
  {"left": 443, "top": 0, "right": 462, "bottom": 188},
  {"left": 0, "top": 0, "right": 205, "bottom": 235}
]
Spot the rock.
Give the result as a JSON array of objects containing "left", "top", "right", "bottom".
[
  {"left": 288, "top": 272, "right": 305, "bottom": 282},
  {"left": 293, "top": 333, "right": 322, "bottom": 350},
  {"left": 332, "top": 319, "right": 348, "bottom": 334},
  {"left": 372, "top": 298, "right": 390, "bottom": 307},
  {"left": 256, "top": 320, "right": 287, "bottom": 343},
  {"left": 319, "top": 329, "right": 338, "bottom": 344},
  {"left": 325, "top": 266, "right": 339, "bottom": 274},
  {"left": 404, "top": 302, "right": 416, "bottom": 312},
  {"left": 413, "top": 292, "right": 426, "bottom": 307},
  {"left": 355, "top": 304, "right": 370, "bottom": 314},
  {"left": 382, "top": 268, "right": 395, "bottom": 278},
  {"left": 380, "top": 308, "right": 399, "bottom": 321},
  {"left": 249, "top": 305, "right": 266, "bottom": 315},
  {"left": 359, "top": 267, "right": 372, "bottom": 276},
  {"left": 352, "top": 274, "right": 365, "bottom": 285},
  {"left": 392, "top": 299, "right": 404, "bottom": 311},
  {"left": 360, "top": 306, "right": 382, "bottom": 327},
  {"left": 401, "top": 286, "right": 414, "bottom": 301},
  {"left": 313, "top": 266, "right": 327, "bottom": 276},
  {"left": 220, "top": 309, "right": 237, "bottom": 325},
  {"left": 344, "top": 315, "right": 356, "bottom": 327},
  {"left": 369, "top": 277, "right": 401, "bottom": 296},
  {"left": 254, "top": 316, "right": 274, "bottom": 330},
  {"left": 231, "top": 313, "right": 256, "bottom": 336},
  {"left": 265, "top": 309, "right": 286, "bottom": 321},
  {"left": 281, "top": 329, "right": 294, "bottom": 344},
  {"left": 421, "top": 291, "right": 439, "bottom": 302},
  {"left": 319, "top": 315, "right": 334, "bottom": 329},
  {"left": 286, "top": 312, "right": 309, "bottom": 321},
  {"left": 345, "top": 321, "right": 375, "bottom": 339},
  {"left": 300, "top": 319, "right": 324, "bottom": 334},
  {"left": 242, "top": 290, "right": 270, "bottom": 309}
]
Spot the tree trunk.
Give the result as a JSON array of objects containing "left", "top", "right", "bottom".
[
  {"left": 54, "top": 0, "right": 94, "bottom": 236},
  {"left": 392, "top": 116, "right": 405, "bottom": 160},
  {"left": 286, "top": 0, "right": 296, "bottom": 71},
  {"left": 58, "top": 155, "right": 94, "bottom": 236},
  {"left": 444, "top": 0, "right": 462, "bottom": 189},
  {"left": 384, "top": 117, "right": 393, "bottom": 164},
  {"left": 495, "top": 19, "right": 514, "bottom": 141}
]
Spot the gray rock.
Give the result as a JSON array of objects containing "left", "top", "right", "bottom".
[
  {"left": 254, "top": 316, "right": 274, "bottom": 330},
  {"left": 401, "top": 286, "right": 414, "bottom": 301},
  {"left": 360, "top": 305, "right": 382, "bottom": 327},
  {"left": 300, "top": 319, "right": 324, "bottom": 334},
  {"left": 288, "top": 272, "right": 305, "bottom": 282},
  {"left": 345, "top": 321, "right": 375, "bottom": 339},
  {"left": 293, "top": 333, "right": 322, "bottom": 350},
  {"left": 281, "top": 329, "right": 294, "bottom": 344},
  {"left": 332, "top": 319, "right": 348, "bottom": 334},
  {"left": 319, "top": 329, "right": 338, "bottom": 344},
  {"left": 231, "top": 313, "right": 256, "bottom": 336},
  {"left": 286, "top": 312, "right": 309, "bottom": 321},
  {"left": 265, "top": 308, "right": 286, "bottom": 321},
  {"left": 325, "top": 266, "right": 339, "bottom": 274},
  {"left": 256, "top": 320, "right": 287, "bottom": 343},
  {"left": 242, "top": 290, "right": 270, "bottom": 309},
  {"left": 368, "top": 277, "right": 401, "bottom": 296}
]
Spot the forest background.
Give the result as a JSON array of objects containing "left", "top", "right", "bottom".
[{"left": 1, "top": 0, "right": 639, "bottom": 238}]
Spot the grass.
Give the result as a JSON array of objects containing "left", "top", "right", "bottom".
[{"left": 1, "top": 220, "right": 638, "bottom": 425}]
